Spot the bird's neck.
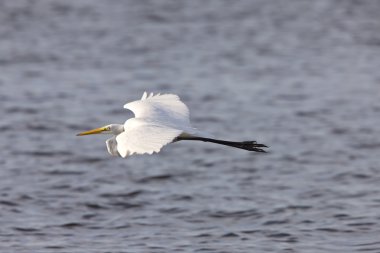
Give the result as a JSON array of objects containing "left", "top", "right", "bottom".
[{"left": 111, "top": 124, "right": 124, "bottom": 135}]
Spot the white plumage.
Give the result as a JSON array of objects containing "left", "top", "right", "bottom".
[
  {"left": 124, "top": 92, "right": 191, "bottom": 127},
  {"left": 77, "top": 92, "right": 268, "bottom": 158},
  {"left": 114, "top": 92, "right": 196, "bottom": 157}
]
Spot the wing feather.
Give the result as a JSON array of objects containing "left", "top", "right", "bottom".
[
  {"left": 141, "top": 91, "right": 148, "bottom": 100},
  {"left": 124, "top": 92, "right": 190, "bottom": 127},
  {"left": 115, "top": 120, "right": 182, "bottom": 158},
  {"left": 116, "top": 92, "right": 197, "bottom": 158},
  {"left": 106, "top": 137, "right": 120, "bottom": 156}
]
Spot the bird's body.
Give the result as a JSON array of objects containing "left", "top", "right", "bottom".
[{"left": 77, "top": 92, "right": 267, "bottom": 158}]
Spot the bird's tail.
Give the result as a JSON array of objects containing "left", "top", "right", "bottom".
[{"left": 178, "top": 136, "right": 268, "bottom": 153}]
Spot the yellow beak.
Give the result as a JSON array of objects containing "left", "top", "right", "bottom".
[{"left": 76, "top": 127, "right": 107, "bottom": 136}]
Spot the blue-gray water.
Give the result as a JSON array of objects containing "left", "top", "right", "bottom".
[{"left": 1, "top": 1, "right": 380, "bottom": 252}]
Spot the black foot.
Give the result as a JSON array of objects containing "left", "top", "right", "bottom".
[{"left": 239, "top": 141, "right": 269, "bottom": 152}]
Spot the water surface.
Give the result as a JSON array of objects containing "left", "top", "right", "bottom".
[{"left": 1, "top": 0, "right": 380, "bottom": 252}]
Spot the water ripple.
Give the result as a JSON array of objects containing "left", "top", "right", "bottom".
[{"left": 1, "top": 0, "right": 380, "bottom": 252}]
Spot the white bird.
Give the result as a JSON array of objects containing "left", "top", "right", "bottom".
[{"left": 77, "top": 92, "right": 267, "bottom": 158}]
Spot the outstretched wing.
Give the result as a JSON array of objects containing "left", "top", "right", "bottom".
[
  {"left": 124, "top": 92, "right": 190, "bottom": 127},
  {"left": 115, "top": 120, "right": 182, "bottom": 158}
]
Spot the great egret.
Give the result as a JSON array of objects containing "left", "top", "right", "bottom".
[{"left": 77, "top": 92, "right": 267, "bottom": 158}]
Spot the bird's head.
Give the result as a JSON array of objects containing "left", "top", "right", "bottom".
[{"left": 76, "top": 124, "right": 124, "bottom": 136}]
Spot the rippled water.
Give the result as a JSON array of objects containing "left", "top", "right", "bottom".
[{"left": 1, "top": 0, "right": 380, "bottom": 252}]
